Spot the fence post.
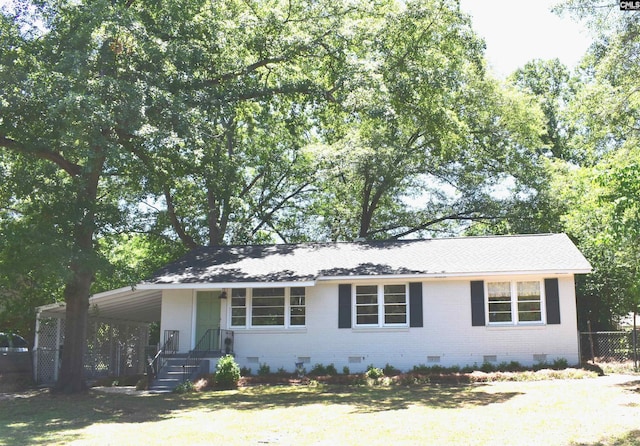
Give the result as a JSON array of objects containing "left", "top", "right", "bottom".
[
  {"left": 587, "top": 320, "right": 596, "bottom": 363},
  {"left": 634, "top": 311, "right": 638, "bottom": 371}
]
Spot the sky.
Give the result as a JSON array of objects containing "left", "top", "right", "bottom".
[{"left": 459, "top": 0, "right": 594, "bottom": 78}]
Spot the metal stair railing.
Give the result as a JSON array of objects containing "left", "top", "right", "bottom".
[
  {"left": 181, "top": 329, "right": 235, "bottom": 382},
  {"left": 148, "top": 330, "right": 178, "bottom": 379}
]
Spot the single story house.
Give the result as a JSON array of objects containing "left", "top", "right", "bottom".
[{"left": 35, "top": 233, "right": 591, "bottom": 382}]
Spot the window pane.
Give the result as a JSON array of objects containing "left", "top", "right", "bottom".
[
  {"left": 290, "top": 288, "right": 305, "bottom": 326},
  {"left": 489, "top": 312, "right": 512, "bottom": 323},
  {"left": 383, "top": 284, "right": 407, "bottom": 325},
  {"left": 357, "top": 285, "right": 377, "bottom": 295},
  {"left": 385, "top": 314, "right": 406, "bottom": 324},
  {"left": 517, "top": 281, "right": 541, "bottom": 322},
  {"left": 253, "top": 296, "right": 285, "bottom": 307},
  {"left": 357, "top": 314, "right": 378, "bottom": 324},
  {"left": 231, "top": 297, "right": 245, "bottom": 306},
  {"left": 356, "top": 285, "right": 379, "bottom": 325},
  {"left": 251, "top": 288, "right": 285, "bottom": 326},
  {"left": 358, "top": 304, "right": 378, "bottom": 316},
  {"left": 253, "top": 288, "right": 285, "bottom": 298},
  {"left": 519, "top": 311, "right": 542, "bottom": 322},
  {"left": 488, "top": 282, "right": 510, "bottom": 298},
  {"left": 488, "top": 282, "right": 512, "bottom": 323},
  {"left": 231, "top": 289, "right": 247, "bottom": 327},
  {"left": 384, "top": 284, "right": 405, "bottom": 294}
]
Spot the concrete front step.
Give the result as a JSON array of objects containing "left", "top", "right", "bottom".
[{"left": 149, "top": 358, "right": 212, "bottom": 392}]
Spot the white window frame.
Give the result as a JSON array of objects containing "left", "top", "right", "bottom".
[
  {"left": 353, "top": 283, "right": 409, "bottom": 328},
  {"left": 485, "top": 280, "right": 546, "bottom": 326},
  {"left": 228, "top": 287, "right": 306, "bottom": 329}
]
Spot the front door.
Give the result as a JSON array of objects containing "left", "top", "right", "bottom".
[{"left": 196, "top": 291, "right": 221, "bottom": 351}]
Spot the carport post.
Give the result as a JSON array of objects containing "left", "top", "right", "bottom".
[
  {"left": 54, "top": 317, "right": 61, "bottom": 382},
  {"left": 33, "top": 312, "right": 41, "bottom": 382}
]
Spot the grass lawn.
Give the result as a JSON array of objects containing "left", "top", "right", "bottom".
[{"left": 1, "top": 375, "right": 639, "bottom": 446}]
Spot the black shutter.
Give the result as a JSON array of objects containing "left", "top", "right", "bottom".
[
  {"left": 545, "top": 278, "right": 561, "bottom": 324},
  {"left": 409, "top": 282, "right": 423, "bottom": 327},
  {"left": 470, "top": 280, "right": 485, "bottom": 326},
  {"left": 338, "top": 284, "right": 352, "bottom": 328}
]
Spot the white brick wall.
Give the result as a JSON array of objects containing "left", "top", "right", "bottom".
[{"left": 161, "top": 275, "right": 580, "bottom": 372}]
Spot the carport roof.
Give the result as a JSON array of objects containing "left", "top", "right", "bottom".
[{"left": 37, "top": 287, "right": 162, "bottom": 323}]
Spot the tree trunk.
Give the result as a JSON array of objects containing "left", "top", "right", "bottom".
[
  {"left": 54, "top": 155, "right": 104, "bottom": 393},
  {"left": 55, "top": 270, "right": 92, "bottom": 393}
]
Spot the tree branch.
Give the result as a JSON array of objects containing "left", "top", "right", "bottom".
[{"left": 0, "top": 135, "right": 82, "bottom": 176}]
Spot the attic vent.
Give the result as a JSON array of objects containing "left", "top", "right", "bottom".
[
  {"left": 483, "top": 355, "right": 497, "bottom": 363},
  {"left": 247, "top": 356, "right": 260, "bottom": 364},
  {"left": 427, "top": 356, "right": 441, "bottom": 363},
  {"left": 348, "top": 356, "right": 362, "bottom": 364},
  {"left": 533, "top": 354, "right": 547, "bottom": 363},
  {"left": 297, "top": 356, "right": 311, "bottom": 364}
]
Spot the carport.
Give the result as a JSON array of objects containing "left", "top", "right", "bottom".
[{"left": 34, "top": 287, "right": 162, "bottom": 384}]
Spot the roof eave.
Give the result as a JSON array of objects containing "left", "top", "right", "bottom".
[{"left": 137, "top": 268, "right": 591, "bottom": 288}]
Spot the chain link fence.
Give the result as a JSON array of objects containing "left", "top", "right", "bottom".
[
  {"left": 34, "top": 316, "right": 150, "bottom": 384},
  {"left": 580, "top": 330, "right": 639, "bottom": 363}
]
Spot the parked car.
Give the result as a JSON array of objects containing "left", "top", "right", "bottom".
[{"left": 0, "top": 332, "right": 32, "bottom": 375}]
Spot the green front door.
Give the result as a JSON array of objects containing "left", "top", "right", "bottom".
[{"left": 196, "top": 291, "right": 221, "bottom": 351}]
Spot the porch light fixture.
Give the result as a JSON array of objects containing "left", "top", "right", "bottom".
[{"left": 219, "top": 291, "right": 228, "bottom": 299}]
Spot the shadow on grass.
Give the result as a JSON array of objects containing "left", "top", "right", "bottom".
[
  {"left": 219, "top": 383, "right": 522, "bottom": 414},
  {"left": 571, "top": 429, "right": 640, "bottom": 446},
  {"left": 0, "top": 383, "right": 520, "bottom": 444}
]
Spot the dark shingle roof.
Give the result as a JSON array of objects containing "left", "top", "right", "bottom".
[{"left": 143, "top": 233, "right": 591, "bottom": 285}]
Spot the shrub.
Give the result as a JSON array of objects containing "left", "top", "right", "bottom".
[
  {"left": 215, "top": 355, "right": 241, "bottom": 389},
  {"left": 240, "top": 366, "right": 252, "bottom": 376},
  {"left": 552, "top": 358, "right": 569, "bottom": 370},
  {"left": 497, "top": 361, "right": 523, "bottom": 372},
  {"left": 257, "top": 363, "right": 271, "bottom": 376},
  {"left": 276, "top": 367, "right": 287, "bottom": 375},
  {"left": 365, "top": 365, "right": 384, "bottom": 380},
  {"left": 174, "top": 380, "right": 195, "bottom": 394},
  {"left": 308, "top": 363, "right": 327, "bottom": 376},
  {"left": 325, "top": 363, "right": 338, "bottom": 376},
  {"left": 383, "top": 363, "right": 400, "bottom": 376},
  {"left": 480, "top": 362, "right": 496, "bottom": 373},
  {"left": 342, "top": 366, "right": 350, "bottom": 375}
]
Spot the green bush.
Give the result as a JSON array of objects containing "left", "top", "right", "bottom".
[
  {"left": 240, "top": 366, "right": 252, "bottom": 376},
  {"left": 383, "top": 363, "right": 400, "bottom": 375},
  {"left": 480, "top": 362, "right": 496, "bottom": 373},
  {"left": 365, "top": 365, "right": 384, "bottom": 380},
  {"left": 496, "top": 361, "right": 524, "bottom": 372},
  {"left": 342, "top": 366, "right": 350, "bottom": 375},
  {"left": 325, "top": 363, "right": 338, "bottom": 376},
  {"left": 552, "top": 358, "right": 569, "bottom": 370},
  {"left": 215, "top": 355, "right": 241, "bottom": 389},
  {"left": 257, "top": 363, "right": 271, "bottom": 376},
  {"left": 308, "top": 363, "right": 338, "bottom": 376},
  {"left": 308, "top": 363, "right": 327, "bottom": 376},
  {"left": 174, "top": 380, "right": 195, "bottom": 394}
]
